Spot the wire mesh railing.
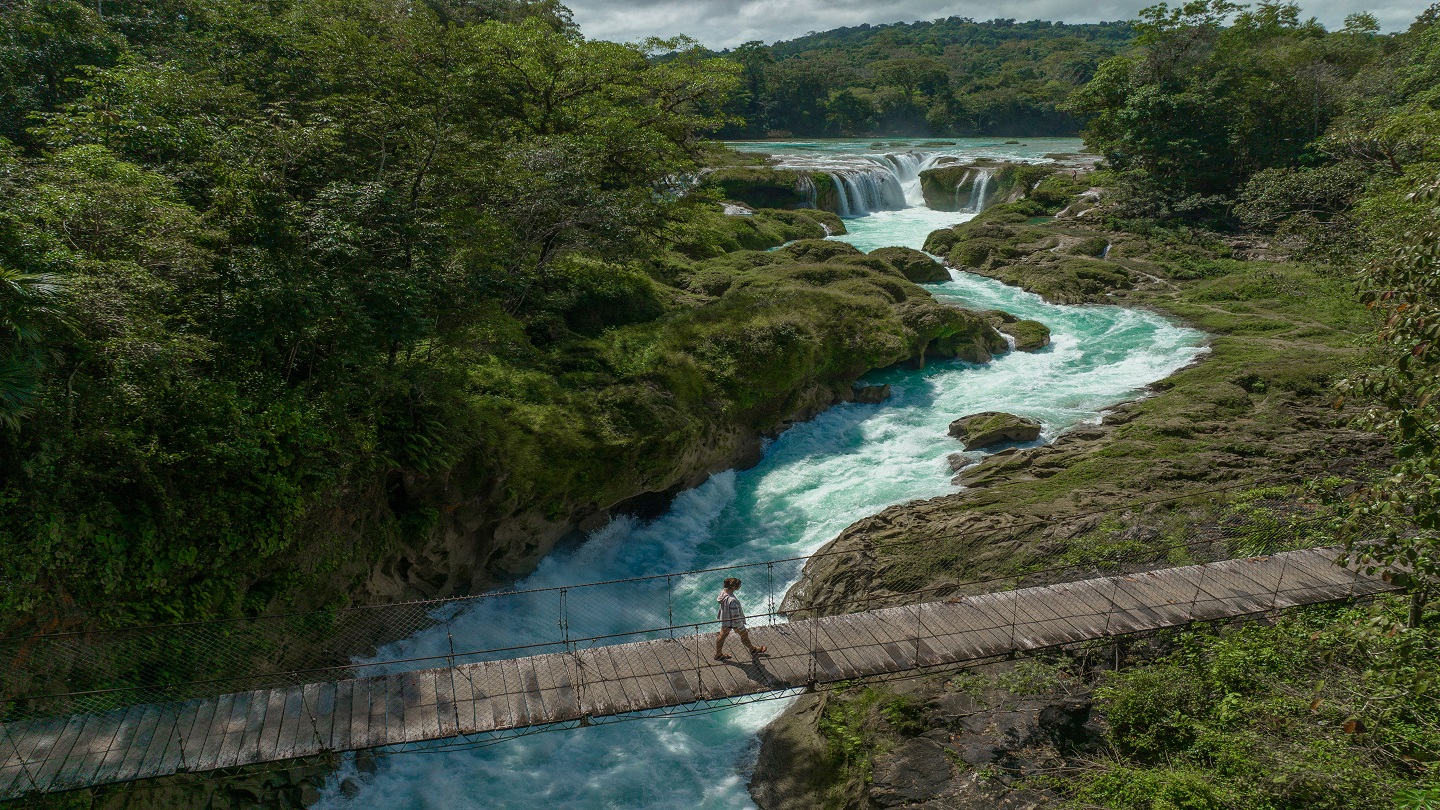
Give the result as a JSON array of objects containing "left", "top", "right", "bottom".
[
  {"left": 0, "top": 540, "right": 1396, "bottom": 802},
  {"left": 0, "top": 480, "right": 1373, "bottom": 725}
]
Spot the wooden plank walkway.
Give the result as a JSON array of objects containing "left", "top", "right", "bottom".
[{"left": 0, "top": 547, "right": 1396, "bottom": 798}]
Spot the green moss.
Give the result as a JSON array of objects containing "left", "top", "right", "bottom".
[
  {"left": 1000, "top": 319, "right": 1050, "bottom": 351},
  {"left": 868, "top": 246, "right": 948, "bottom": 282}
]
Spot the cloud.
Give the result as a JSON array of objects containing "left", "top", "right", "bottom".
[{"left": 566, "top": 0, "right": 1429, "bottom": 49}]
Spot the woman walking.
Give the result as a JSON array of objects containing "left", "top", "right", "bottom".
[{"left": 714, "top": 577, "right": 767, "bottom": 660}]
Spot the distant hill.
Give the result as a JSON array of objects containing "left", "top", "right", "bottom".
[{"left": 715, "top": 17, "right": 1135, "bottom": 138}]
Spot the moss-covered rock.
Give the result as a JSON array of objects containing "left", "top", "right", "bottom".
[
  {"left": 780, "top": 239, "right": 864, "bottom": 263},
  {"left": 704, "top": 168, "right": 850, "bottom": 217},
  {"left": 898, "top": 301, "right": 1009, "bottom": 365},
  {"left": 706, "top": 167, "right": 816, "bottom": 209},
  {"left": 947, "top": 411, "right": 1043, "bottom": 450},
  {"left": 868, "top": 246, "right": 949, "bottom": 282},
  {"left": 1000, "top": 319, "right": 1051, "bottom": 352},
  {"left": 919, "top": 165, "right": 985, "bottom": 211}
]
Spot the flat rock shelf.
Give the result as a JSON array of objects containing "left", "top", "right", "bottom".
[{"left": 0, "top": 547, "right": 1397, "bottom": 800}]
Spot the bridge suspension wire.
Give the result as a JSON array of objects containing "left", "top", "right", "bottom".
[
  {"left": 0, "top": 543, "right": 1400, "bottom": 799},
  {"left": 0, "top": 474, "right": 1372, "bottom": 728}
]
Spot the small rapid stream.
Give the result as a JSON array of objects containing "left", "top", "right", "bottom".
[{"left": 319, "top": 139, "right": 1205, "bottom": 809}]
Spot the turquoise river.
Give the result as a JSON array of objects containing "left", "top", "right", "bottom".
[{"left": 319, "top": 138, "right": 1207, "bottom": 809}]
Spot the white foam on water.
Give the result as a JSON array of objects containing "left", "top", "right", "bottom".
[{"left": 319, "top": 142, "right": 1205, "bottom": 810}]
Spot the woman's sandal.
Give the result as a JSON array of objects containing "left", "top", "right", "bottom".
[
  {"left": 714, "top": 653, "right": 733, "bottom": 661},
  {"left": 749, "top": 645, "right": 767, "bottom": 655}
]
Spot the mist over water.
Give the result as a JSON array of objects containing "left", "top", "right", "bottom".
[{"left": 319, "top": 140, "right": 1203, "bottom": 809}]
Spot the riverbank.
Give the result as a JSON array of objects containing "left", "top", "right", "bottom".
[{"left": 750, "top": 197, "right": 1399, "bottom": 808}]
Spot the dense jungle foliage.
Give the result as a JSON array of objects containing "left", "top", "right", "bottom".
[
  {"left": 713, "top": 18, "right": 1136, "bottom": 138},
  {"left": 0, "top": 0, "right": 1014, "bottom": 634}
]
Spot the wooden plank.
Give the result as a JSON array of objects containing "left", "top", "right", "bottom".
[
  {"left": 0, "top": 764, "right": 27, "bottom": 800},
  {"left": 517, "top": 659, "right": 550, "bottom": 724},
  {"left": 28, "top": 715, "right": 87, "bottom": 791},
  {"left": 400, "top": 670, "right": 440, "bottom": 743},
  {"left": 739, "top": 625, "right": 810, "bottom": 687},
  {"left": 363, "top": 677, "right": 389, "bottom": 749},
  {"left": 131, "top": 704, "right": 181, "bottom": 781},
  {"left": 822, "top": 616, "right": 896, "bottom": 676},
  {"left": 447, "top": 665, "right": 480, "bottom": 735},
  {"left": 451, "top": 662, "right": 501, "bottom": 733},
  {"left": 475, "top": 661, "right": 514, "bottom": 732},
  {"left": 639, "top": 642, "right": 695, "bottom": 707},
  {"left": 811, "top": 622, "right": 869, "bottom": 679},
  {"left": 273, "top": 686, "right": 304, "bottom": 760},
  {"left": 213, "top": 692, "right": 254, "bottom": 770},
  {"left": 249, "top": 689, "right": 288, "bottom": 766},
  {"left": 587, "top": 646, "right": 640, "bottom": 715},
  {"left": 531, "top": 654, "right": 582, "bottom": 723},
  {"left": 46, "top": 712, "right": 116, "bottom": 790},
  {"left": 572, "top": 648, "right": 623, "bottom": 717},
  {"left": 174, "top": 699, "right": 216, "bottom": 774},
  {"left": 498, "top": 659, "right": 533, "bottom": 730},
  {"left": 434, "top": 668, "right": 460, "bottom": 739},
  {"left": 235, "top": 689, "right": 274, "bottom": 768},
  {"left": 328, "top": 682, "right": 353, "bottom": 752},
  {"left": 109, "top": 705, "right": 162, "bottom": 783},
  {"left": 194, "top": 694, "right": 236, "bottom": 773},
  {"left": 293, "top": 682, "right": 333, "bottom": 757},
  {"left": 383, "top": 673, "right": 406, "bottom": 747},
  {"left": 81, "top": 706, "right": 143, "bottom": 789},
  {"left": 346, "top": 679, "right": 372, "bottom": 752},
  {"left": 155, "top": 703, "right": 199, "bottom": 779}
]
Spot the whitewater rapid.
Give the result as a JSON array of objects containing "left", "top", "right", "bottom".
[{"left": 318, "top": 140, "right": 1205, "bottom": 809}]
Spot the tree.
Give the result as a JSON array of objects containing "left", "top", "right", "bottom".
[
  {"left": 0, "top": 265, "right": 67, "bottom": 428},
  {"left": 1342, "top": 174, "right": 1440, "bottom": 622}
]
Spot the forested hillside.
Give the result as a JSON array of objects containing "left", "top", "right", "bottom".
[
  {"left": 0, "top": 0, "right": 1013, "bottom": 636},
  {"left": 714, "top": 18, "right": 1135, "bottom": 138}
]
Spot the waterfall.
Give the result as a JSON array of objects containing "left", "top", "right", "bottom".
[
  {"left": 828, "top": 173, "right": 852, "bottom": 218},
  {"left": 796, "top": 173, "right": 817, "bottom": 208},
  {"left": 783, "top": 151, "right": 958, "bottom": 219},
  {"left": 961, "top": 170, "right": 992, "bottom": 214},
  {"left": 831, "top": 166, "right": 908, "bottom": 218}
]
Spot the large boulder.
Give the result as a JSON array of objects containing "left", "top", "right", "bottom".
[
  {"left": 897, "top": 301, "right": 1010, "bottom": 366},
  {"left": 1000, "top": 319, "right": 1051, "bottom": 352},
  {"left": 948, "top": 412, "right": 1043, "bottom": 450},
  {"left": 706, "top": 167, "right": 849, "bottom": 215},
  {"left": 919, "top": 165, "right": 989, "bottom": 212},
  {"left": 780, "top": 239, "right": 863, "bottom": 263},
  {"left": 869, "top": 246, "right": 949, "bottom": 283}
]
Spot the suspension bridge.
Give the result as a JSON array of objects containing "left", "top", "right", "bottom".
[{"left": 0, "top": 544, "right": 1398, "bottom": 799}]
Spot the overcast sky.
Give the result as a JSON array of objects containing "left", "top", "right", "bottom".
[{"left": 566, "top": 0, "right": 1430, "bottom": 49}]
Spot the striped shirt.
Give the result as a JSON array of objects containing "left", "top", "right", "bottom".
[{"left": 717, "top": 590, "right": 746, "bottom": 629}]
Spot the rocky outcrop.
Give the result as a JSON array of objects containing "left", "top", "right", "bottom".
[
  {"left": 706, "top": 167, "right": 844, "bottom": 214},
  {"left": 868, "top": 247, "right": 950, "bottom": 283},
  {"left": 749, "top": 655, "right": 1111, "bottom": 810},
  {"left": 851, "top": 384, "right": 893, "bottom": 404},
  {"left": 919, "top": 163, "right": 1052, "bottom": 212},
  {"left": 897, "top": 301, "right": 1010, "bottom": 366},
  {"left": 948, "top": 412, "right": 1043, "bottom": 450},
  {"left": 999, "top": 319, "right": 1051, "bottom": 352}
]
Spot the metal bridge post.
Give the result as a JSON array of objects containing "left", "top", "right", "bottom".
[
  {"left": 1188, "top": 563, "right": 1208, "bottom": 622},
  {"left": 559, "top": 588, "right": 571, "bottom": 653},
  {"left": 1270, "top": 554, "right": 1290, "bottom": 612},
  {"left": 766, "top": 563, "right": 776, "bottom": 626},
  {"left": 667, "top": 576, "right": 675, "bottom": 639},
  {"left": 1008, "top": 573, "right": 1022, "bottom": 649}
]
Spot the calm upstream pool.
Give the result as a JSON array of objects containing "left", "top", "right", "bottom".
[{"left": 319, "top": 141, "right": 1204, "bottom": 809}]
